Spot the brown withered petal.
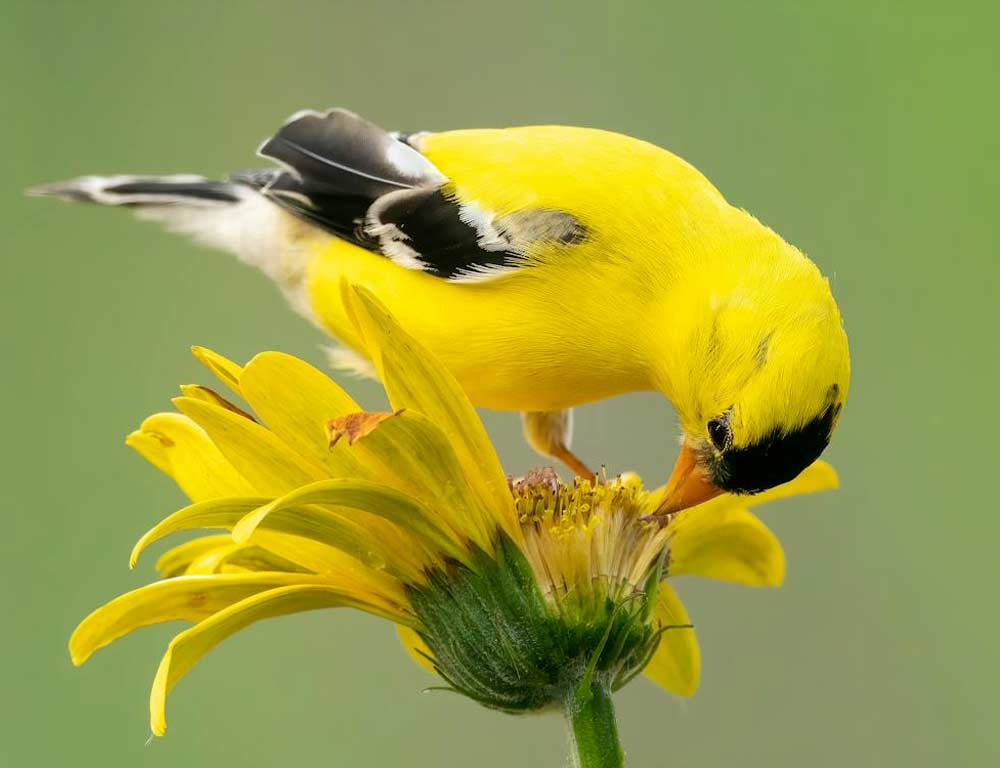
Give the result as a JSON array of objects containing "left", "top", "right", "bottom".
[{"left": 327, "top": 409, "right": 405, "bottom": 447}]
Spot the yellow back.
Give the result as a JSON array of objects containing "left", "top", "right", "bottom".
[{"left": 305, "top": 125, "right": 849, "bottom": 433}]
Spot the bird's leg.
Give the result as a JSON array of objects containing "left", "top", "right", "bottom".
[
  {"left": 521, "top": 409, "right": 597, "bottom": 483},
  {"left": 549, "top": 444, "right": 598, "bottom": 483}
]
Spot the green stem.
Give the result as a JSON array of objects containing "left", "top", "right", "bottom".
[{"left": 564, "top": 676, "right": 624, "bottom": 768}]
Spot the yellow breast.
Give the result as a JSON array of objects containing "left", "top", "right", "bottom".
[{"left": 304, "top": 238, "right": 652, "bottom": 411}]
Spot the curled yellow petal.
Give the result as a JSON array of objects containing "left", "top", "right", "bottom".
[
  {"left": 155, "top": 535, "right": 235, "bottom": 577},
  {"left": 186, "top": 543, "right": 309, "bottom": 576},
  {"left": 178, "top": 384, "right": 255, "bottom": 421},
  {"left": 126, "top": 413, "right": 252, "bottom": 501},
  {"left": 150, "top": 584, "right": 407, "bottom": 736},
  {"left": 184, "top": 543, "right": 245, "bottom": 575},
  {"left": 233, "top": 479, "right": 468, "bottom": 568},
  {"left": 190, "top": 346, "right": 244, "bottom": 396},
  {"left": 130, "top": 497, "right": 268, "bottom": 568},
  {"left": 668, "top": 506, "right": 785, "bottom": 587},
  {"left": 70, "top": 572, "right": 331, "bottom": 666},
  {"left": 238, "top": 501, "right": 393, "bottom": 572},
  {"left": 643, "top": 582, "right": 700, "bottom": 696},
  {"left": 246, "top": 531, "right": 373, "bottom": 576},
  {"left": 343, "top": 283, "right": 519, "bottom": 544}
]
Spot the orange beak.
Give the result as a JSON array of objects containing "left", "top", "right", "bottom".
[{"left": 653, "top": 443, "right": 724, "bottom": 516}]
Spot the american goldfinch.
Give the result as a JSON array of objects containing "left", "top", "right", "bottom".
[{"left": 30, "top": 108, "right": 849, "bottom": 515}]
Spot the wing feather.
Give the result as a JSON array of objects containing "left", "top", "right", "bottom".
[{"left": 249, "top": 108, "right": 585, "bottom": 281}]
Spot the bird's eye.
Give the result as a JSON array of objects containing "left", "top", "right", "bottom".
[{"left": 707, "top": 417, "right": 732, "bottom": 452}]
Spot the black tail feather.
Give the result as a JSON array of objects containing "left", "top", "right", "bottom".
[{"left": 26, "top": 174, "right": 240, "bottom": 206}]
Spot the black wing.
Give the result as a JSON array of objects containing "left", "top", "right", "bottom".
[{"left": 237, "top": 109, "right": 584, "bottom": 281}]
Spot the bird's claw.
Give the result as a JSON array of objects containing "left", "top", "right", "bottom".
[{"left": 639, "top": 512, "right": 671, "bottom": 529}]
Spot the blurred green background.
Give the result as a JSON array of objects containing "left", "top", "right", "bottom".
[{"left": 2, "top": 1, "right": 996, "bottom": 765}]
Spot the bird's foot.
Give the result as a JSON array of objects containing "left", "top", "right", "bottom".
[
  {"left": 639, "top": 511, "right": 675, "bottom": 529},
  {"left": 507, "top": 466, "right": 561, "bottom": 496}
]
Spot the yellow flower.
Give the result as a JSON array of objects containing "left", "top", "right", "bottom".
[{"left": 70, "top": 285, "right": 837, "bottom": 757}]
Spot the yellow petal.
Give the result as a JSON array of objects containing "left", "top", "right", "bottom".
[
  {"left": 155, "top": 535, "right": 235, "bottom": 577},
  {"left": 184, "top": 543, "right": 245, "bottom": 575},
  {"left": 233, "top": 478, "right": 467, "bottom": 568},
  {"left": 174, "top": 396, "right": 327, "bottom": 496},
  {"left": 668, "top": 505, "right": 785, "bottom": 587},
  {"left": 238, "top": 351, "right": 370, "bottom": 479},
  {"left": 126, "top": 413, "right": 252, "bottom": 501},
  {"left": 643, "top": 582, "right": 700, "bottom": 696},
  {"left": 250, "top": 505, "right": 391, "bottom": 570},
  {"left": 337, "top": 409, "right": 497, "bottom": 551},
  {"left": 133, "top": 493, "right": 391, "bottom": 573},
  {"left": 131, "top": 497, "right": 268, "bottom": 568},
  {"left": 205, "top": 544, "right": 310, "bottom": 575},
  {"left": 246, "top": 530, "right": 370, "bottom": 575},
  {"left": 343, "top": 284, "right": 518, "bottom": 543},
  {"left": 248, "top": 530, "right": 411, "bottom": 608},
  {"left": 178, "top": 384, "right": 255, "bottom": 421},
  {"left": 150, "top": 584, "right": 406, "bottom": 736},
  {"left": 69, "top": 572, "right": 331, "bottom": 666},
  {"left": 190, "top": 346, "right": 244, "bottom": 396},
  {"left": 396, "top": 624, "right": 436, "bottom": 674}
]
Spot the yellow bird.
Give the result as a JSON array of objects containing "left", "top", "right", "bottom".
[{"left": 30, "top": 108, "right": 849, "bottom": 515}]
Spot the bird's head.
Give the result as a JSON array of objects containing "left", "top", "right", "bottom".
[{"left": 653, "top": 256, "right": 850, "bottom": 515}]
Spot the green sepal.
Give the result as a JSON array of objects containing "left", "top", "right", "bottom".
[{"left": 409, "top": 531, "right": 661, "bottom": 713}]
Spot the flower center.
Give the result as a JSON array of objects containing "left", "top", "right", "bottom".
[{"left": 513, "top": 471, "right": 670, "bottom": 608}]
